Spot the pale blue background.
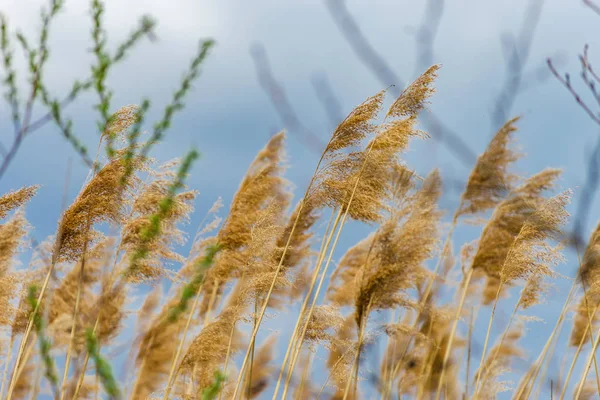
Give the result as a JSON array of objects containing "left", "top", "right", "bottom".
[{"left": 1, "top": 0, "right": 599, "bottom": 398}]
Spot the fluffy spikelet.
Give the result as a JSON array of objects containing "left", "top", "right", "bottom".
[
  {"left": 57, "top": 157, "right": 141, "bottom": 262},
  {"left": 102, "top": 104, "right": 140, "bottom": 142},
  {"left": 354, "top": 170, "right": 442, "bottom": 324},
  {"left": 519, "top": 273, "right": 551, "bottom": 309},
  {"left": 458, "top": 117, "right": 521, "bottom": 217},
  {"left": 47, "top": 240, "right": 111, "bottom": 351},
  {"left": 201, "top": 133, "right": 289, "bottom": 314},
  {"left": 121, "top": 161, "right": 197, "bottom": 282},
  {"left": 0, "top": 211, "right": 28, "bottom": 326},
  {"left": 386, "top": 65, "right": 439, "bottom": 119},
  {"left": 471, "top": 169, "right": 561, "bottom": 303},
  {"left": 500, "top": 191, "right": 570, "bottom": 285},
  {"left": 274, "top": 200, "right": 318, "bottom": 273},
  {"left": 0, "top": 185, "right": 39, "bottom": 220},
  {"left": 131, "top": 293, "right": 188, "bottom": 399},
  {"left": 319, "top": 116, "right": 425, "bottom": 223},
  {"left": 217, "top": 132, "right": 288, "bottom": 251},
  {"left": 303, "top": 305, "right": 345, "bottom": 346},
  {"left": 476, "top": 327, "right": 524, "bottom": 396},
  {"left": 327, "top": 234, "right": 374, "bottom": 307},
  {"left": 326, "top": 315, "right": 357, "bottom": 399},
  {"left": 180, "top": 290, "right": 244, "bottom": 393},
  {"left": 325, "top": 90, "right": 385, "bottom": 155},
  {"left": 570, "top": 223, "right": 600, "bottom": 346},
  {"left": 11, "top": 240, "right": 54, "bottom": 337}
]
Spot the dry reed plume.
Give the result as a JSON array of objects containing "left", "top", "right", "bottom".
[{"left": 0, "top": 27, "right": 593, "bottom": 400}]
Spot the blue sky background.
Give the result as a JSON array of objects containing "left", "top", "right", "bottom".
[{"left": 2, "top": 0, "right": 600, "bottom": 399}]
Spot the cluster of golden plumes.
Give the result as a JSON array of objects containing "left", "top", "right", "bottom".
[{"left": 0, "top": 64, "right": 598, "bottom": 400}]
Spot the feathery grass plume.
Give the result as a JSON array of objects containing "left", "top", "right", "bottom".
[
  {"left": 180, "top": 289, "right": 244, "bottom": 394},
  {"left": 47, "top": 239, "right": 112, "bottom": 351},
  {"left": 274, "top": 199, "right": 319, "bottom": 276},
  {"left": 386, "top": 65, "right": 439, "bottom": 119},
  {"left": 471, "top": 168, "right": 562, "bottom": 303},
  {"left": 475, "top": 327, "right": 524, "bottom": 397},
  {"left": 126, "top": 150, "right": 198, "bottom": 280},
  {"left": 85, "top": 329, "right": 120, "bottom": 399},
  {"left": 57, "top": 155, "right": 142, "bottom": 263},
  {"left": 0, "top": 212, "right": 28, "bottom": 328},
  {"left": 457, "top": 117, "right": 521, "bottom": 218},
  {"left": 26, "top": 285, "right": 58, "bottom": 396},
  {"left": 131, "top": 296, "right": 188, "bottom": 400},
  {"left": 324, "top": 90, "right": 385, "bottom": 155},
  {"left": 121, "top": 158, "right": 197, "bottom": 283},
  {"left": 354, "top": 170, "right": 442, "bottom": 326},
  {"left": 10, "top": 240, "right": 54, "bottom": 338},
  {"left": 327, "top": 234, "right": 374, "bottom": 307},
  {"left": 303, "top": 305, "right": 345, "bottom": 347},
  {"left": 499, "top": 191, "right": 570, "bottom": 285},
  {"left": 101, "top": 104, "right": 140, "bottom": 143},
  {"left": 244, "top": 335, "right": 277, "bottom": 399},
  {"left": 200, "top": 132, "right": 289, "bottom": 314},
  {"left": 0, "top": 186, "right": 39, "bottom": 220},
  {"left": 473, "top": 190, "right": 570, "bottom": 397},
  {"left": 326, "top": 315, "right": 358, "bottom": 399},
  {"left": 571, "top": 222, "right": 600, "bottom": 346},
  {"left": 93, "top": 276, "right": 127, "bottom": 345},
  {"left": 318, "top": 114, "right": 425, "bottom": 224}
]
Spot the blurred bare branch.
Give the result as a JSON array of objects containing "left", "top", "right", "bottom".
[
  {"left": 310, "top": 72, "right": 344, "bottom": 130},
  {"left": 549, "top": 45, "right": 600, "bottom": 248},
  {"left": 584, "top": 0, "right": 600, "bottom": 16},
  {"left": 324, "top": 0, "right": 478, "bottom": 167},
  {"left": 491, "top": 0, "right": 544, "bottom": 130},
  {"left": 548, "top": 51, "right": 600, "bottom": 126},
  {"left": 250, "top": 43, "right": 326, "bottom": 154},
  {"left": 412, "top": 0, "right": 444, "bottom": 77}
]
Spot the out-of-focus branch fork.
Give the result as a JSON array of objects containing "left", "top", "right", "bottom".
[
  {"left": 0, "top": 0, "right": 156, "bottom": 181},
  {"left": 548, "top": 42, "right": 600, "bottom": 249},
  {"left": 250, "top": 43, "right": 326, "bottom": 154}
]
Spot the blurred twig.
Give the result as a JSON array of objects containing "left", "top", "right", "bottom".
[
  {"left": 250, "top": 43, "right": 326, "bottom": 154},
  {"left": 324, "top": 0, "right": 478, "bottom": 167},
  {"left": 310, "top": 72, "right": 344, "bottom": 130},
  {"left": 548, "top": 46, "right": 600, "bottom": 248},
  {"left": 584, "top": 0, "right": 600, "bottom": 16},
  {"left": 491, "top": 0, "right": 544, "bottom": 130}
]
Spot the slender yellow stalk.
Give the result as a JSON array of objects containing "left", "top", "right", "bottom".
[
  {"left": 271, "top": 210, "right": 339, "bottom": 400},
  {"left": 6, "top": 250, "right": 59, "bottom": 400},
  {"left": 385, "top": 205, "right": 462, "bottom": 398},
  {"left": 59, "top": 267, "right": 84, "bottom": 400},
  {"left": 317, "top": 345, "right": 355, "bottom": 400},
  {"left": 217, "top": 320, "right": 237, "bottom": 400},
  {"left": 231, "top": 140, "right": 332, "bottom": 399},
  {"left": 434, "top": 268, "right": 474, "bottom": 400},
  {"left": 516, "top": 279, "right": 577, "bottom": 400},
  {"left": 162, "top": 287, "right": 205, "bottom": 399},
  {"left": 559, "top": 304, "right": 598, "bottom": 400},
  {"left": 574, "top": 322, "right": 600, "bottom": 399},
  {"left": 342, "top": 297, "right": 372, "bottom": 400},
  {"left": 278, "top": 210, "right": 343, "bottom": 400}
]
